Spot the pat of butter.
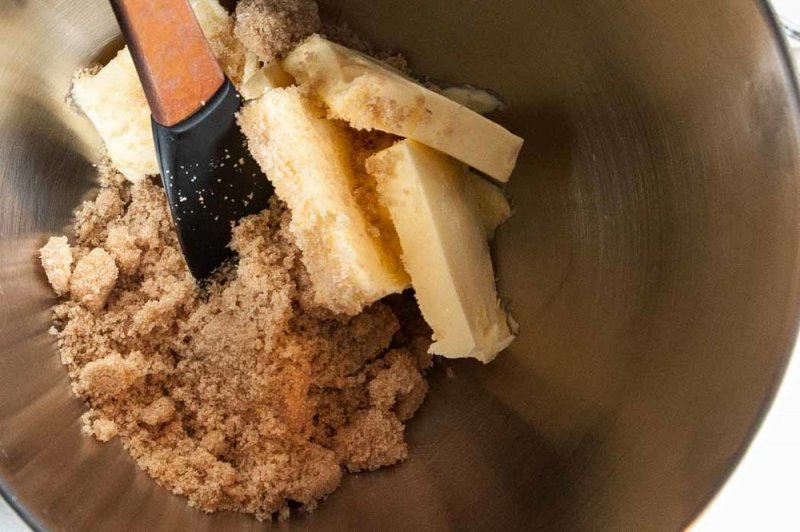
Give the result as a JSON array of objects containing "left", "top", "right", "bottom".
[
  {"left": 239, "top": 87, "right": 409, "bottom": 315},
  {"left": 367, "top": 140, "right": 515, "bottom": 363},
  {"left": 284, "top": 35, "right": 523, "bottom": 182}
]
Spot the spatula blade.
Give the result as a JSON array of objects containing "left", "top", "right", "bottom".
[{"left": 153, "top": 79, "right": 273, "bottom": 280}]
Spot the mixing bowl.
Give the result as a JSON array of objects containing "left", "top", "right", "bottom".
[{"left": 2, "top": 0, "right": 800, "bottom": 530}]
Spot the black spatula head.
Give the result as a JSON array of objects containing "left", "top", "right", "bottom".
[{"left": 153, "top": 79, "right": 273, "bottom": 280}]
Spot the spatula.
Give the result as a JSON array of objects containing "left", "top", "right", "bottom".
[{"left": 109, "top": 0, "right": 272, "bottom": 279}]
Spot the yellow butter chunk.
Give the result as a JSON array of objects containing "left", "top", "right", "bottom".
[
  {"left": 71, "top": 49, "right": 157, "bottom": 183},
  {"left": 239, "top": 87, "right": 409, "bottom": 314},
  {"left": 240, "top": 62, "right": 296, "bottom": 100},
  {"left": 283, "top": 35, "right": 523, "bottom": 182},
  {"left": 469, "top": 172, "right": 512, "bottom": 239},
  {"left": 439, "top": 85, "right": 505, "bottom": 115},
  {"left": 367, "top": 140, "right": 515, "bottom": 362},
  {"left": 188, "top": 0, "right": 249, "bottom": 84},
  {"left": 70, "top": 0, "right": 246, "bottom": 183}
]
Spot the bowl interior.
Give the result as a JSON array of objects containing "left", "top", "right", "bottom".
[{"left": 2, "top": 0, "right": 800, "bottom": 530}]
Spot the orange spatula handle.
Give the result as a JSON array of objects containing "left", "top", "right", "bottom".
[{"left": 110, "top": 0, "right": 225, "bottom": 127}]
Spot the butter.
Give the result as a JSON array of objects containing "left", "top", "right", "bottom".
[
  {"left": 239, "top": 87, "right": 409, "bottom": 315},
  {"left": 469, "top": 172, "right": 512, "bottom": 239},
  {"left": 240, "top": 62, "right": 296, "bottom": 100},
  {"left": 284, "top": 35, "right": 523, "bottom": 182},
  {"left": 439, "top": 85, "right": 505, "bottom": 115},
  {"left": 367, "top": 140, "right": 515, "bottom": 362}
]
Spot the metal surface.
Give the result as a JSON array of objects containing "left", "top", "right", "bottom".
[{"left": 1, "top": 0, "right": 799, "bottom": 530}]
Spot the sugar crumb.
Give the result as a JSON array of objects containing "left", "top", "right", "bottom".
[
  {"left": 40, "top": 236, "right": 73, "bottom": 296},
  {"left": 368, "top": 349, "right": 428, "bottom": 421},
  {"left": 140, "top": 396, "right": 176, "bottom": 426},
  {"left": 81, "top": 410, "right": 119, "bottom": 442},
  {"left": 76, "top": 352, "right": 142, "bottom": 399},
  {"left": 333, "top": 409, "right": 408, "bottom": 472},
  {"left": 69, "top": 248, "right": 118, "bottom": 312},
  {"left": 105, "top": 225, "right": 141, "bottom": 275}
]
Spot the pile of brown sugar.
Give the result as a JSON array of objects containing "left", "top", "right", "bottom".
[{"left": 43, "top": 163, "right": 432, "bottom": 520}]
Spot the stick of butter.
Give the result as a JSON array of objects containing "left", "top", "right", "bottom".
[
  {"left": 239, "top": 87, "right": 409, "bottom": 315},
  {"left": 367, "top": 140, "right": 515, "bottom": 362},
  {"left": 284, "top": 35, "right": 523, "bottom": 183}
]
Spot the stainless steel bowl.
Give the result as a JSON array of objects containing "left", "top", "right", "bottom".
[{"left": 2, "top": 1, "right": 800, "bottom": 530}]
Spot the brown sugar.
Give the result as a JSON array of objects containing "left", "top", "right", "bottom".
[
  {"left": 105, "top": 225, "right": 141, "bottom": 275},
  {"left": 69, "top": 248, "right": 118, "bottom": 312},
  {"left": 39, "top": 236, "right": 73, "bottom": 296},
  {"left": 234, "top": 0, "right": 321, "bottom": 63},
  {"left": 139, "top": 396, "right": 177, "bottom": 426},
  {"left": 45, "top": 167, "right": 431, "bottom": 521},
  {"left": 75, "top": 352, "right": 142, "bottom": 398},
  {"left": 333, "top": 408, "right": 408, "bottom": 473},
  {"left": 367, "top": 349, "right": 429, "bottom": 421}
]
